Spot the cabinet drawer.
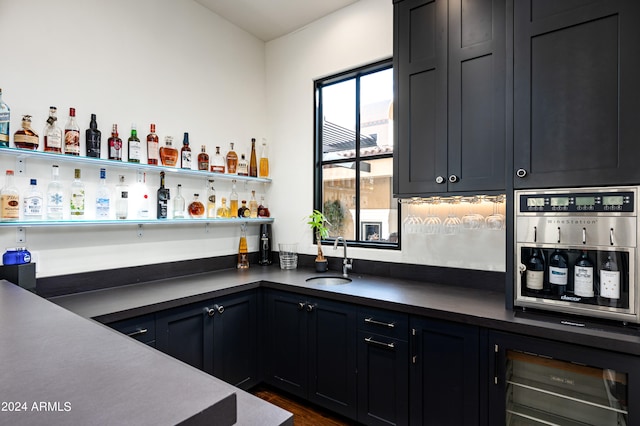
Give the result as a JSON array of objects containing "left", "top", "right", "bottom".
[
  {"left": 357, "top": 308, "right": 408, "bottom": 340},
  {"left": 108, "top": 314, "right": 156, "bottom": 346}
]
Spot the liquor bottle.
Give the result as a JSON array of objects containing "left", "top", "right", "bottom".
[
  {"left": 70, "top": 168, "right": 85, "bottom": 219},
  {"left": 64, "top": 108, "right": 80, "bottom": 156},
  {"left": 181, "top": 132, "right": 192, "bottom": 169},
  {"left": 259, "top": 138, "right": 269, "bottom": 178},
  {"left": 206, "top": 178, "right": 216, "bottom": 218},
  {"left": 211, "top": 146, "right": 225, "bottom": 173},
  {"left": 157, "top": 171, "right": 170, "bottom": 219},
  {"left": 217, "top": 197, "right": 230, "bottom": 218},
  {"left": 188, "top": 194, "right": 205, "bottom": 218},
  {"left": 160, "top": 136, "right": 178, "bottom": 166},
  {"left": 23, "top": 179, "right": 43, "bottom": 220},
  {"left": 258, "top": 195, "right": 270, "bottom": 217},
  {"left": 47, "top": 165, "right": 64, "bottom": 220},
  {"left": 237, "top": 153, "right": 249, "bottom": 176},
  {"left": 0, "top": 88, "right": 10, "bottom": 148},
  {"left": 229, "top": 180, "right": 238, "bottom": 218},
  {"left": 0, "top": 170, "right": 20, "bottom": 221},
  {"left": 173, "top": 184, "right": 185, "bottom": 218},
  {"left": 238, "top": 200, "right": 250, "bottom": 218},
  {"left": 128, "top": 123, "right": 141, "bottom": 163},
  {"left": 237, "top": 223, "right": 249, "bottom": 269},
  {"left": 108, "top": 124, "right": 122, "bottom": 160},
  {"left": 95, "top": 168, "right": 111, "bottom": 220},
  {"left": 548, "top": 248, "right": 568, "bottom": 296},
  {"left": 226, "top": 142, "right": 238, "bottom": 174},
  {"left": 600, "top": 254, "right": 621, "bottom": 307},
  {"left": 524, "top": 248, "right": 545, "bottom": 295},
  {"left": 115, "top": 175, "right": 128, "bottom": 220},
  {"left": 147, "top": 124, "right": 159, "bottom": 165},
  {"left": 249, "top": 138, "right": 258, "bottom": 177},
  {"left": 136, "top": 171, "right": 149, "bottom": 219},
  {"left": 249, "top": 190, "right": 258, "bottom": 218},
  {"left": 198, "top": 145, "right": 209, "bottom": 171},
  {"left": 85, "top": 114, "right": 101, "bottom": 158},
  {"left": 43, "top": 107, "right": 63, "bottom": 153},
  {"left": 574, "top": 250, "right": 595, "bottom": 299},
  {"left": 14, "top": 115, "right": 39, "bottom": 150}
]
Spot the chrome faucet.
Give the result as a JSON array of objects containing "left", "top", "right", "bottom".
[{"left": 333, "top": 237, "right": 353, "bottom": 278}]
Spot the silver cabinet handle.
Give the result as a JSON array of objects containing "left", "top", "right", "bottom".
[
  {"left": 516, "top": 168, "right": 527, "bottom": 178},
  {"left": 364, "top": 317, "right": 395, "bottom": 328},
  {"left": 448, "top": 174, "right": 459, "bottom": 183},
  {"left": 126, "top": 328, "right": 148, "bottom": 337},
  {"left": 435, "top": 176, "right": 445, "bottom": 184},
  {"left": 364, "top": 336, "right": 395, "bottom": 349},
  {"left": 610, "top": 228, "right": 615, "bottom": 246},
  {"left": 214, "top": 304, "right": 224, "bottom": 314},
  {"left": 298, "top": 302, "right": 306, "bottom": 310},
  {"left": 306, "top": 303, "right": 315, "bottom": 312},
  {"left": 207, "top": 308, "right": 215, "bottom": 317}
]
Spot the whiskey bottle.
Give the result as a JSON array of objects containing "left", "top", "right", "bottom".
[
  {"left": 188, "top": 194, "right": 205, "bottom": 218},
  {"left": 258, "top": 195, "right": 270, "bottom": 218},
  {"left": 211, "top": 146, "right": 225, "bottom": 173},
  {"left": 259, "top": 138, "right": 269, "bottom": 178},
  {"left": 198, "top": 145, "right": 209, "bottom": 171},
  {"left": 23, "top": 179, "right": 43, "bottom": 221},
  {"left": 226, "top": 142, "right": 238, "bottom": 174},
  {"left": 64, "top": 108, "right": 80, "bottom": 156},
  {"left": 70, "top": 168, "right": 85, "bottom": 219},
  {"left": 249, "top": 138, "right": 258, "bottom": 177},
  {"left": 217, "top": 197, "right": 230, "bottom": 218},
  {"left": 115, "top": 175, "right": 128, "bottom": 220},
  {"left": 14, "top": 115, "right": 39, "bottom": 150},
  {"left": 108, "top": 124, "right": 122, "bottom": 160},
  {"left": 238, "top": 200, "right": 250, "bottom": 218},
  {"left": 249, "top": 190, "right": 258, "bottom": 218},
  {"left": 44, "top": 107, "right": 63, "bottom": 153},
  {"left": 147, "top": 123, "right": 159, "bottom": 165},
  {"left": 237, "top": 153, "right": 249, "bottom": 176},
  {"left": 157, "top": 171, "right": 170, "bottom": 219},
  {"left": 237, "top": 223, "right": 249, "bottom": 269},
  {"left": 85, "top": 114, "right": 101, "bottom": 158},
  {"left": 229, "top": 180, "right": 238, "bottom": 218},
  {"left": 173, "top": 184, "right": 185, "bottom": 218},
  {"left": 0, "top": 170, "right": 20, "bottom": 221},
  {"left": 46, "top": 165, "right": 64, "bottom": 220},
  {"left": 207, "top": 178, "right": 216, "bottom": 218},
  {"left": 95, "top": 168, "right": 111, "bottom": 220},
  {"left": 0, "top": 88, "right": 10, "bottom": 148},
  {"left": 127, "top": 123, "right": 141, "bottom": 163},
  {"left": 180, "top": 132, "right": 192, "bottom": 169},
  {"left": 160, "top": 136, "right": 178, "bottom": 166}
]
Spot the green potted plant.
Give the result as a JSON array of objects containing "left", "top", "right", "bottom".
[{"left": 307, "top": 209, "right": 330, "bottom": 272}]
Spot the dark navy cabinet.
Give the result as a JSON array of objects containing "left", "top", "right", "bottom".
[
  {"left": 108, "top": 313, "right": 156, "bottom": 348},
  {"left": 513, "top": 0, "right": 640, "bottom": 188},
  {"left": 264, "top": 290, "right": 357, "bottom": 419},
  {"left": 393, "top": 0, "right": 506, "bottom": 197}
]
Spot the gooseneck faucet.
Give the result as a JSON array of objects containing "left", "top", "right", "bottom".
[{"left": 333, "top": 237, "right": 353, "bottom": 278}]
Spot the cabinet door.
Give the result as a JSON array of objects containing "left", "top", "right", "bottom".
[
  {"left": 447, "top": 0, "right": 505, "bottom": 193},
  {"left": 264, "top": 291, "right": 309, "bottom": 399},
  {"left": 513, "top": 0, "right": 640, "bottom": 188},
  {"left": 357, "top": 331, "right": 408, "bottom": 426},
  {"left": 410, "top": 317, "right": 480, "bottom": 426},
  {"left": 108, "top": 314, "right": 156, "bottom": 347},
  {"left": 212, "top": 291, "right": 258, "bottom": 390},
  {"left": 394, "top": 0, "right": 448, "bottom": 196},
  {"left": 307, "top": 299, "right": 357, "bottom": 419},
  {"left": 156, "top": 302, "right": 214, "bottom": 374}
]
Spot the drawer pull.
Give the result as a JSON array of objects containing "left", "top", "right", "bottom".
[
  {"left": 126, "top": 328, "right": 148, "bottom": 337},
  {"left": 364, "top": 317, "right": 395, "bottom": 328},
  {"left": 365, "top": 336, "right": 395, "bottom": 349}
]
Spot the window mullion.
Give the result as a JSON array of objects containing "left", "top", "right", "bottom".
[{"left": 354, "top": 75, "right": 361, "bottom": 242}]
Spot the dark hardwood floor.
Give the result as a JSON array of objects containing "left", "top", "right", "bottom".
[{"left": 250, "top": 385, "right": 357, "bottom": 426}]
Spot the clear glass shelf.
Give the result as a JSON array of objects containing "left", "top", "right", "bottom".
[
  {"left": 0, "top": 147, "right": 272, "bottom": 184},
  {"left": 0, "top": 217, "right": 274, "bottom": 227}
]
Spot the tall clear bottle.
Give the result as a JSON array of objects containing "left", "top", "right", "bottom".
[
  {"left": 249, "top": 138, "right": 258, "bottom": 177},
  {"left": 173, "top": 184, "right": 185, "bottom": 218},
  {"left": 44, "top": 106, "right": 63, "bottom": 153},
  {"left": 128, "top": 123, "right": 141, "bottom": 163},
  {"left": 0, "top": 170, "right": 20, "bottom": 221},
  {"left": 237, "top": 223, "right": 249, "bottom": 269},
  {"left": 47, "top": 165, "right": 64, "bottom": 220},
  {"left": 207, "top": 178, "right": 216, "bottom": 218},
  {"left": 95, "top": 168, "right": 111, "bottom": 219},
  {"left": 259, "top": 138, "right": 269, "bottom": 178},
  {"left": 23, "top": 179, "right": 43, "bottom": 221},
  {"left": 108, "top": 124, "right": 122, "bottom": 160},
  {"left": 249, "top": 190, "right": 258, "bottom": 218},
  {"left": 181, "top": 132, "right": 192, "bottom": 169},
  {"left": 157, "top": 171, "right": 170, "bottom": 219},
  {"left": 70, "top": 168, "right": 85, "bottom": 219},
  {"left": 64, "top": 108, "right": 80, "bottom": 156},
  {"left": 226, "top": 142, "right": 238, "bottom": 174},
  {"left": 136, "top": 171, "right": 149, "bottom": 219},
  {"left": 0, "top": 88, "right": 10, "bottom": 147},
  {"left": 86, "top": 114, "right": 101, "bottom": 158},
  {"left": 147, "top": 124, "right": 159, "bottom": 165},
  {"left": 229, "top": 180, "right": 238, "bottom": 218},
  {"left": 115, "top": 175, "right": 128, "bottom": 220}
]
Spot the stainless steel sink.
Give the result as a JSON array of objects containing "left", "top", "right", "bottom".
[{"left": 305, "top": 276, "right": 352, "bottom": 285}]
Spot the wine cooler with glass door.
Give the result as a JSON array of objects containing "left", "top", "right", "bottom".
[{"left": 514, "top": 186, "right": 639, "bottom": 324}]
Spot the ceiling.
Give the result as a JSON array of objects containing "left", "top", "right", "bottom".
[{"left": 194, "top": 0, "right": 360, "bottom": 42}]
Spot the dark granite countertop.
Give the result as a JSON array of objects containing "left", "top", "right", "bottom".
[
  {"left": 50, "top": 266, "right": 640, "bottom": 356},
  {"left": 0, "top": 281, "right": 292, "bottom": 426}
]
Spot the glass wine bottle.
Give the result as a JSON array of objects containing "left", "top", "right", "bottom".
[
  {"left": 525, "top": 248, "right": 545, "bottom": 295},
  {"left": 600, "top": 254, "right": 621, "bottom": 307},
  {"left": 249, "top": 138, "right": 258, "bottom": 177},
  {"left": 574, "top": 250, "right": 595, "bottom": 299},
  {"left": 548, "top": 248, "right": 568, "bottom": 296}
]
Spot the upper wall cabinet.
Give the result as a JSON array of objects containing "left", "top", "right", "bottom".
[
  {"left": 513, "top": 0, "right": 640, "bottom": 189},
  {"left": 393, "top": 0, "right": 506, "bottom": 197}
]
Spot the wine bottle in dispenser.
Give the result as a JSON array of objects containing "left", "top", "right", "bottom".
[
  {"left": 525, "top": 248, "right": 545, "bottom": 295},
  {"left": 574, "top": 250, "right": 595, "bottom": 299},
  {"left": 548, "top": 249, "right": 568, "bottom": 296},
  {"left": 599, "top": 253, "right": 621, "bottom": 307}
]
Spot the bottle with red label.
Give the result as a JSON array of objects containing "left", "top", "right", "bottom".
[{"left": 64, "top": 107, "right": 80, "bottom": 156}]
